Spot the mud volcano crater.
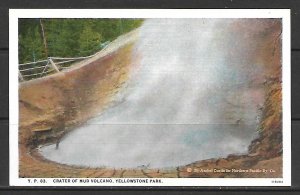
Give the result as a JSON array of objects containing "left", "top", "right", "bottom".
[
  {"left": 19, "top": 19, "right": 283, "bottom": 178},
  {"left": 39, "top": 19, "right": 264, "bottom": 169}
]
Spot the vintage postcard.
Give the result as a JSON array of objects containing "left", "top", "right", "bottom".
[{"left": 9, "top": 9, "right": 291, "bottom": 186}]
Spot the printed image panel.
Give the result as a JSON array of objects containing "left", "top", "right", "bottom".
[{"left": 9, "top": 9, "right": 291, "bottom": 186}]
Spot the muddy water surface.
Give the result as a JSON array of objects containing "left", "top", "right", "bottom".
[{"left": 41, "top": 124, "right": 257, "bottom": 168}]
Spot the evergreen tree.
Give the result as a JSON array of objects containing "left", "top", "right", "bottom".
[
  {"left": 79, "top": 25, "right": 102, "bottom": 56},
  {"left": 19, "top": 23, "right": 46, "bottom": 63},
  {"left": 18, "top": 18, "right": 143, "bottom": 64}
]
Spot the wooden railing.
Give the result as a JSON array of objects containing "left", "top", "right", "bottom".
[{"left": 18, "top": 43, "right": 111, "bottom": 82}]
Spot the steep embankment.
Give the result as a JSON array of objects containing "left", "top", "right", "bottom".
[{"left": 19, "top": 30, "right": 141, "bottom": 177}]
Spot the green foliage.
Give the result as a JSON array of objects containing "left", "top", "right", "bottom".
[
  {"left": 18, "top": 18, "right": 143, "bottom": 64},
  {"left": 19, "top": 22, "right": 46, "bottom": 63},
  {"left": 79, "top": 26, "right": 102, "bottom": 56}
]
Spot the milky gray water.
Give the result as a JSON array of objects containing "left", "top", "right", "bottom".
[{"left": 40, "top": 19, "right": 265, "bottom": 168}]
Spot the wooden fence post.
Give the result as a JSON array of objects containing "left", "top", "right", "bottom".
[
  {"left": 18, "top": 71, "right": 24, "bottom": 81},
  {"left": 49, "top": 58, "right": 60, "bottom": 72}
]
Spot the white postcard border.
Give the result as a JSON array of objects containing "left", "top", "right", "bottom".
[{"left": 9, "top": 9, "right": 291, "bottom": 186}]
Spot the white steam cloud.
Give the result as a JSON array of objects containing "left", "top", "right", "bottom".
[{"left": 41, "top": 19, "right": 265, "bottom": 168}]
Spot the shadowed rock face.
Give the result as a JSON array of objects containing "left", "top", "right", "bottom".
[{"left": 40, "top": 19, "right": 275, "bottom": 169}]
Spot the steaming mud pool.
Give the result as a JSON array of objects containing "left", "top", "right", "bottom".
[
  {"left": 40, "top": 19, "right": 266, "bottom": 169},
  {"left": 41, "top": 124, "right": 258, "bottom": 168}
]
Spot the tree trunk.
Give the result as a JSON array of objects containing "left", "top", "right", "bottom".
[{"left": 39, "top": 19, "right": 48, "bottom": 57}]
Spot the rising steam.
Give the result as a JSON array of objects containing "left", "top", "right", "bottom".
[{"left": 40, "top": 19, "right": 266, "bottom": 168}]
